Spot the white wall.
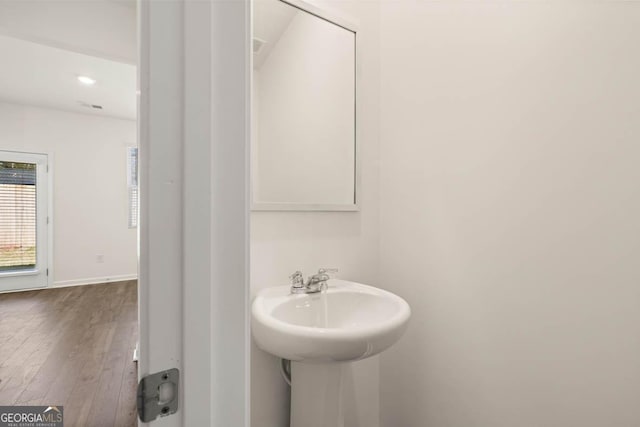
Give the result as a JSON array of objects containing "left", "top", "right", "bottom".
[
  {"left": 378, "top": 2, "right": 640, "bottom": 426},
  {"left": 0, "top": 101, "right": 137, "bottom": 286},
  {"left": 250, "top": 0, "right": 380, "bottom": 425}
]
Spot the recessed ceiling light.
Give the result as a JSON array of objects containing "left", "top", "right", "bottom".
[{"left": 77, "top": 76, "right": 96, "bottom": 86}]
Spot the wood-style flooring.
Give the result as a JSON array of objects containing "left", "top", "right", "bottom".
[{"left": 0, "top": 281, "right": 138, "bottom": 427}]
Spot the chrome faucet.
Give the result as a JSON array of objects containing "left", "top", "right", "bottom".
[{"left": 290, "top": 268, "right": 338, "bottom": 294}]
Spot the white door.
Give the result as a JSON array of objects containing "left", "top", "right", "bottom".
[
  {"left": 0, "top": 150, "right": 49, "bottom": 292},
  {"left": 137, "top": 0, "right": 250, "bottom": 425}
]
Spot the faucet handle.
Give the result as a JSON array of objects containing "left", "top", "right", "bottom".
[
  {"left": 318, "top": 267, "right": 338, "bottom": 275},
  {"left": 289, "top": 271, "right": 304, "bottom": 286}
]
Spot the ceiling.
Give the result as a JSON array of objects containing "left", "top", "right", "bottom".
[
  {"left": 0, "top": 35, "right": 136, "bottom": 120},
  {"left": 0, "top": 0, "right": 137, "bottom": 64}
]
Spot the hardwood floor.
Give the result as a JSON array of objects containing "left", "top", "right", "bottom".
[{"left": 0, "top": 281, "right": 138, "bottom": 427}]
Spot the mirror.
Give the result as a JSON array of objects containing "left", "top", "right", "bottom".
[{"left": 252, "top": 0, "right": 357, "bottom": 211}]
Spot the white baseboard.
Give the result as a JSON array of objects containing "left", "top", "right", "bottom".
[{"left": 53, "top": 274, "right": 138, "bottom": 288}]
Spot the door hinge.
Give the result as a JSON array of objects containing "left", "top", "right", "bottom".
[
  {"left": 137, "top": 368, "right": 179, "bottom": 422},
  {"left": 46, "top": 268, "right": 49, "bottom": 276}
]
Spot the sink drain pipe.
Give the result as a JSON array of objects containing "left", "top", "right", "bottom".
[{"left": 280, "top": 358, "right": 292, "bottom": 386}]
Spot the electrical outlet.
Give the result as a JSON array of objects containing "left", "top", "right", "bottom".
[{"left": 96, "top": 255, "right": 104, "bottom": 263}]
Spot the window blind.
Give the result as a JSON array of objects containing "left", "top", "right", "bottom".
[
  {"left": 0, "top": 161, "right": 37, "bottom": 271},
  {"left": 127, "top": 147, "right": 138, "bottom": 228}
]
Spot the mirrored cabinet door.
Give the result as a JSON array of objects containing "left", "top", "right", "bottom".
[{"left": 252, "top": 0, "right": 357, "bottom": 211}]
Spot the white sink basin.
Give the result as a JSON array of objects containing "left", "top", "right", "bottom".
[{"left": 252, "top": 279, "right": 411, "bottom": 362}]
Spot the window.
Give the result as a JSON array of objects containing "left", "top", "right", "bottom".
[
  {"left": 0, "top": 161, "right": 37, "bottom": 271},
  {"left": 127, "top": 147, "right": 138, "bottom": 228}
]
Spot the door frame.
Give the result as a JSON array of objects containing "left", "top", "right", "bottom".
[{"left": 137, "top": 0, "right": 250, "bottom": 425}]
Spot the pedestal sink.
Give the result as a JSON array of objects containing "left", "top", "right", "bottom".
[{"left": 252, "top": 279, "right": 411, "bottom": 427}]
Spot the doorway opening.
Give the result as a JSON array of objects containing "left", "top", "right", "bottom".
[{"left": 0, "top": 2, "right": 139, "bottom": 425}]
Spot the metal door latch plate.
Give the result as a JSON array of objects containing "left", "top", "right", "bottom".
[{"left": 137, "top": 368, "right": 179, "bottom": 422}]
